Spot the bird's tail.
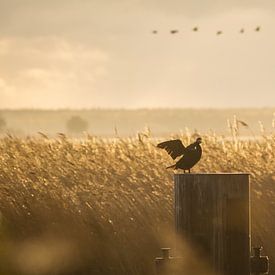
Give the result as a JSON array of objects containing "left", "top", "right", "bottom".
[{"left": 166, "top": 164, "right": 176, "bottom": 170}]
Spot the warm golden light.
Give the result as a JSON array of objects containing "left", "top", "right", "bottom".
[{"left": 0, "top": 1, "right": 274, "bottom": 109}]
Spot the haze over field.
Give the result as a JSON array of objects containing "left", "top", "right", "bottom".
[
  {"left": 0, "top": 0, "right": 275, "bottom": 109},
  {"left": 0, "top": 108, "right": 274, "bottom": 137}
]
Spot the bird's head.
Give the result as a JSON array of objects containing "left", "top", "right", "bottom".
[{"left": 196, "top": 137, "right": 202, "bottom": 144}]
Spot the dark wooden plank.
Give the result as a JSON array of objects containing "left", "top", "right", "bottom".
[{"left": 174, "top": 173, "right": 250, "bottom": 275}]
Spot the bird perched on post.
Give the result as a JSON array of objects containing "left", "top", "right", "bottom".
[{"left": 157, "top": 137, "right": 202, "bottom": 173}]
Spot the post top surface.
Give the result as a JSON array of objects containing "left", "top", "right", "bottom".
[{"left": 175, "top": 173, "right": 250, "bottom": 176}]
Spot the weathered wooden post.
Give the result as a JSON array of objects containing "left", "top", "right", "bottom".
[{"left": 175, "top": 173, "right": 250, "bottom": 275}]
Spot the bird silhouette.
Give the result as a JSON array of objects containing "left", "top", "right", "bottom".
[
  {"left": 157, "top": 137, "right": 202, "bottom": 173},
  {"left": 216, "top": 30, "right": 223, "bottom": 35},
  {"left": 240, "top": 28, "right": 245, "bottom": 34},
  {"left": 152, "top": 30, "right": 158, "bottom": 34},
  {"left": 255, "top": 26, "right": 261, "bottom": 32},
  {"left": 193, "top": 26, "right": 199, "bottom": 32},
  {"left": 170, "top": 30, "right": 179, "bottom": 34}
]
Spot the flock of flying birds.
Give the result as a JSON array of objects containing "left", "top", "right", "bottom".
[{"left": 151, "top": 26, "right": 261, "bottom": 35}]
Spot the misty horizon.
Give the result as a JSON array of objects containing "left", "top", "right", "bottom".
[
  {"left": 0, "top": 106, "right": 275, "bottom": 111},
  {"left": 1, "top": 108, "right": 274, "bottom": 137}
]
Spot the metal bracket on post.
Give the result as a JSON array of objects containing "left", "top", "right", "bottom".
[
  {"left": 250, "top": 246, "right": 269, "bottom": 275},
  {"left": 155, "top": 248, "right": 171, "bottom": 274},
  {"left": 155, "top": 248, "right": 184, "bottom": 275}
]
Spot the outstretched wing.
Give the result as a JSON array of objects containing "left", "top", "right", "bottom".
[{"left": 157, "top": 139, "right": 185, "bottom": 160}]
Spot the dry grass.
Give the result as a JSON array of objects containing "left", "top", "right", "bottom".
[{"left": 0, "top": 128, "right": 274, "bottom": 274}]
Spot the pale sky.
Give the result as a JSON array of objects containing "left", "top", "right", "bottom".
[{"left": 0, "top": 0, "right": 275, "bottom": 109}]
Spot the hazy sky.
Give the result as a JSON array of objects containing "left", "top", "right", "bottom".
[{"left": 0, "top": 0, "right": 275, "bottom": 109}]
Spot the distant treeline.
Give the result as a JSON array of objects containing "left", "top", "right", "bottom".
[{"left": 0, "top": 108, "right": 274, "bottom": 137}]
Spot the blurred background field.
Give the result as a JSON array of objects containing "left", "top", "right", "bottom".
[
  {"left": 0, "top": 115, "right": 274, "bottom": 274},
  {"left": 0, "top": 108, "right": 274, "bottom": 137}
]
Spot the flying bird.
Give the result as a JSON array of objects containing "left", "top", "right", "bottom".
[
  {"left": 157, "top": 137, "right": 202, "bottom": 173},
  {"left": 170, "top": 30, "right": 179, "bottom": 34},
  {"left": 240, "top": 28, "right": 245, "bottom": 34},
  {"left": 152, "top": 30, "right": 158, "bottom": 34},
  {"left": 255, "top": 26, "right": 261, "bottom": 32},
  {"left": 216, "top": 30, "right": 223, "bottom": 35},
  {"left": 237, "top": 120, "right": 249, "bottom": 127},
  {"left": 192, "top": 26, "right": 199, "bottom": 32}
]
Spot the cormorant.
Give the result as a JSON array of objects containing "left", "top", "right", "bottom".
[{"left": 157, "top": 137, "right": 202, "bottom": 173}]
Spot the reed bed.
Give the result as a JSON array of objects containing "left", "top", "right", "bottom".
[{"left": 0, "top": 129, "right": 274, "bottom": 274}]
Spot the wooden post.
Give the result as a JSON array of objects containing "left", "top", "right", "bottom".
[{"left": 175, "top": 173, "right": 250, "bottom": 275}]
